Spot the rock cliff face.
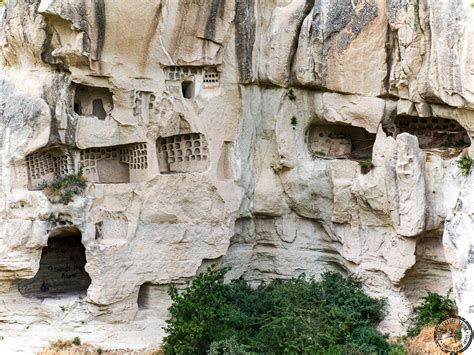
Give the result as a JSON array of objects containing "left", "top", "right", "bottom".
[{"left": 0, "top": 0, "right": 473, "bottom": 352}]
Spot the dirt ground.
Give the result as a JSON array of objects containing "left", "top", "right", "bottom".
[{"left": 38, "top": 340, "right": 163, "bottom": 355}]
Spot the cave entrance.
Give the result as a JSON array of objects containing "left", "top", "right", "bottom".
[
  {"left": 306, "top": 124, "right": 376, "bottom": 159},
  {"left": 18, "top": 231, "right": 91, "bottom": 298}
]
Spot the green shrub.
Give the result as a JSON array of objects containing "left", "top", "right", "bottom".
[
  {"left": 457, "top": 155, "right": 472, "bottom": 176},
  {"left": 388, "top": 344, "right": 407, "bottom": 355},
  {"left": 408, "top": 290, "right": 457, "bottom": 336},
  {"left": 286, "top": 88, "right": 296, "bottom": 101},
  {"left": 208, "top": 337, "right": 250, "bottom": 355},
  {"left": 358, "top": 159, "right": 374, "bottom": 174},
  {"left": 72, "top": 337, "right": 81, "bottom": 346},
  {"left": 43, "top": 168, "right": 87, "bottom": 204},
  {"left": 290, "top": 116, "right": 298, "bottom": 127},
  {"left": 163, "top": 267, "right": 398, "bottom": 355}
]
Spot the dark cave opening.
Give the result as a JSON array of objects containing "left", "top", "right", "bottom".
[{"left": 18, "top": 231, "right": 91, "bottom": 298}]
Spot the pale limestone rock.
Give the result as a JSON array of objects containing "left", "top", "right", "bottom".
[
  {"left": 292, "top": 0, "right": 388, "bottom": 96},
  {"left": 0, "top": 0, "right": 473, "bottom": 353},
  {"left": 389, "top": 0, "right": 474, "bottom": 108},
  {"left": 395, "top": 133, "right": 426, "bottom": 237}
]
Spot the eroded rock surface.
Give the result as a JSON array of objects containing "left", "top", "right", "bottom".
[{"left": 0, "top": 0, "right": 473, "bottom": 353}]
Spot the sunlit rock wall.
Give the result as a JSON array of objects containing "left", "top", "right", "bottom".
[{"left": 0, "top": 0, "right": 473, "bottom": 353}]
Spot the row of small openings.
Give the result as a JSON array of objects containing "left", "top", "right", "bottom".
[
  {"left": 390, "top": 116, "right": 471, "bottom": 150},
  {"left": 157, "top": 133, "right": 209, "bottom": 173},
  {"left": 168, "top": 66, "right": 200, "bottom": 75},
  {"left": 26, "top": 149, "right": 72, "bottom": 190},
  {"left": 397, "top": 117, "right": 461, "bottom": 130},
  {"left": 26, "top": 136, "right": 210, "bottom": 188},
  {"left": 159, "top": 133, "right": 203, "bottom": 144},
  {"left": 165, "top": 67, "right": 220, "bottom": 99},
  {"left": 167, "top": 67, "right": 200, "bottom": 82},
  {"left": 203, "top": 71, "right": 219, "bottom": 83}
]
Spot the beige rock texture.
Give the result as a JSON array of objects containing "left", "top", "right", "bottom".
[{"left": 0, "top": 0, "right": 473, "bottom": 353}]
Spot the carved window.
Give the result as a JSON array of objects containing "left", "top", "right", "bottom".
[
  {"left": 157, "top": 133, "right": 209, "bottom": 173},
  {"left": 26, "top": 149, "right": 72, "bottom": 190}
]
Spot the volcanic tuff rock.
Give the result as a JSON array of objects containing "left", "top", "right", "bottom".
[{"left": 0, "top": 0, "right": 474, "bottom": 353}]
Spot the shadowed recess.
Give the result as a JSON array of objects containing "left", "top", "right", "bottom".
[{"left": 18, "top": 232, "right": 91, "bottom": 298}]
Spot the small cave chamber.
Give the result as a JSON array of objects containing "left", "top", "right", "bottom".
[
  {"left": 18, "top": 231, "right": 91, "bottom": 298},
  {"left": 137, "top": 282, "right": 171, "bottom": 316},
  {"left": 156, "top": 133, "right": 209, "bottom": 173},
  {"left": 389, "top": 116, "right": 471, "bottom": 150},
  {"left": 137, "top": 282, "right": 153, "bottom": 310},
  {"left": 73, "top": 83, "right": 113, "bottom": 120},
  {"left": 26, "top": 148, "right": 72, "bottom": 190},
  {"left": 181, "top": 81, "right": 194, "bottom": 99},
  {"left": 80, "top": 143, "right": 148, "bottom": 183},
  {"left": 306, "top": 124, "right": 376, "bottom": 159}
]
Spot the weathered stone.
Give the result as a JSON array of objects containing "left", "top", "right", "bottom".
[{"left": 0, "top": 0, "right": 473, "bottom": 352}]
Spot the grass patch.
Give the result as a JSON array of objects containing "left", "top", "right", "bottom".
[
  {"left": 163, "top": 267, "right": 400, "bottom": 354},
  {"left": 358, "top": 159, "right": 374, "bottom": 174},
  {"left": 456, "top": 155, "right": 472, "bottom": 176},
  {"left": 41, "top": 168, "right": 87, "bottom": 204},
  {"left": 72, "top": 337, "right": 81, "bottom": 346}
]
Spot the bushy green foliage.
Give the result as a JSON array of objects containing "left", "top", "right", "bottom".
[
  {"left": 286, "top": 88, "right": 296, "bottom": 101},
  {"left": 208, "top": 337, "right": 250, "bottom": 355},
  {"left": 42, "top": 168, "right": 87, "bottom": 204},
  {"left": 72, "top": 337, "right": 81, "bottom": 346},
  {"left": 163, "top": 267, "right": 398, "bottom": 355},
  {"left": 388, "top": 344, "right": 407, "bottom": 355},
  {"left": 408, "top": 290, "right": 457, "bottom": 337},
  {"left": 358, "top": 159, "right": 374, "bottom": 174},
  {"left": 457, "top": 155, "right": 472, "bottom": 176}
]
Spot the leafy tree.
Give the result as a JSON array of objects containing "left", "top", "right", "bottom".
[{"left": 163, "top": 268, "right": 398, "bottom": 354}]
